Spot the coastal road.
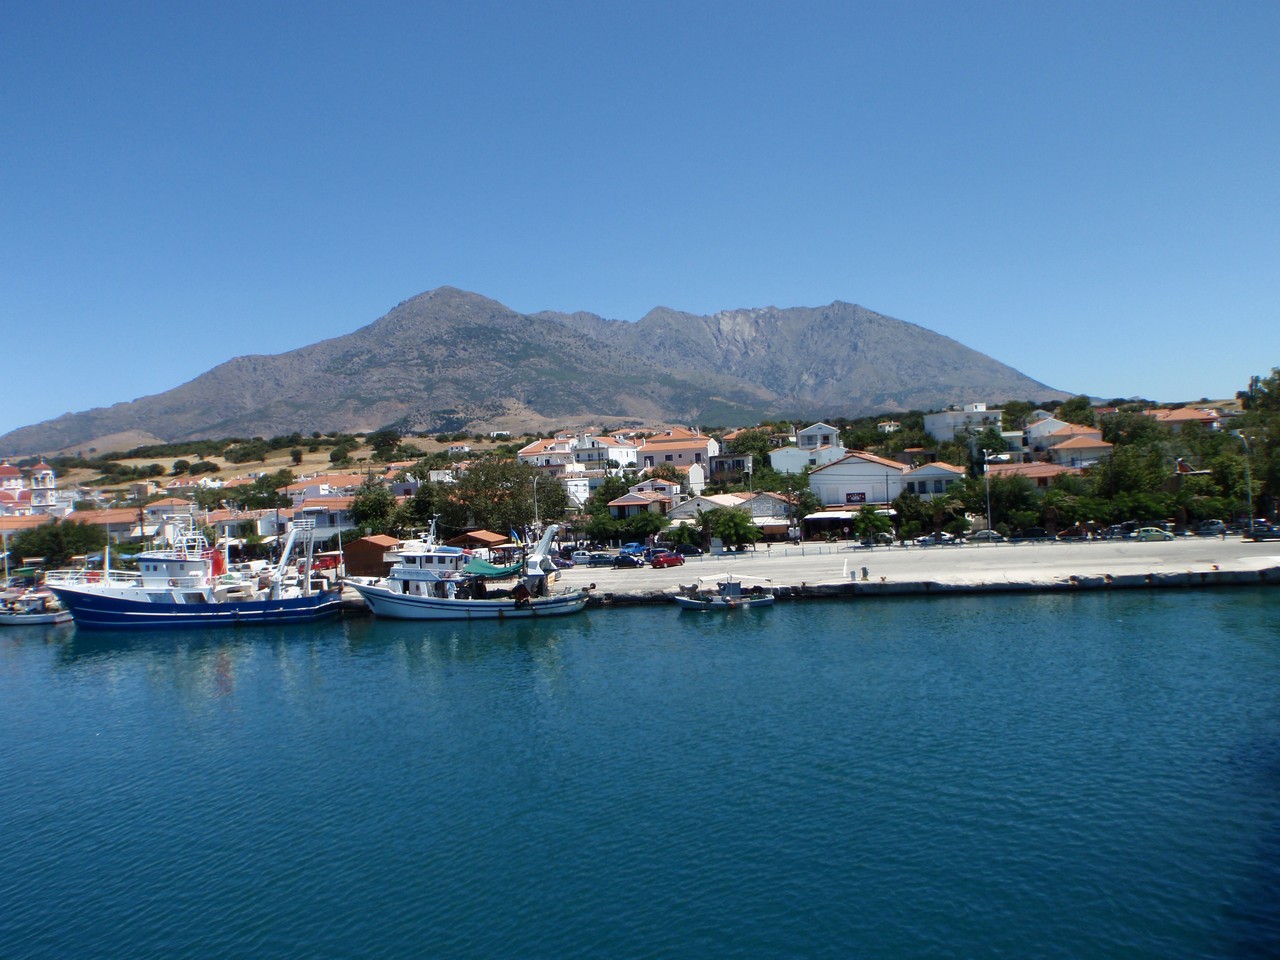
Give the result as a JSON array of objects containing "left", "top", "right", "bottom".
[{"left": 556, "top": 536, "right": 1280, "bottom": 594}]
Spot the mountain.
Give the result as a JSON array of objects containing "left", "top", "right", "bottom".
[{"left": 0, "top": 287, "right": 1068, "bottom": 455}]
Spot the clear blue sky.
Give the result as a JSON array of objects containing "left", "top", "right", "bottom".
[{"left": 3, "top": 1, "right": 1277, "bottom": 438}]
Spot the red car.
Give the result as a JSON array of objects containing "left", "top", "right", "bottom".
[{"left": 650, "top": 551, "right": 685, "bottom": 569}]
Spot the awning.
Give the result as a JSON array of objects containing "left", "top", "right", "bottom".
[
  {"left": 462, "top": 557, "right": 524, "bottom": 578},
  {"left": 804, "top": 508, "right": 896, "bottom": 522}
]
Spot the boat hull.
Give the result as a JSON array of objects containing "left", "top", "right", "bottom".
[
  {"left": 0, "top": 610, "right": 73, "bottom": 626},
  {"left": 49, "top": 587, "right": 343, "bottom": 630},
  {"left": 347, "top": 581, "right": 589, "bottom": 620}
]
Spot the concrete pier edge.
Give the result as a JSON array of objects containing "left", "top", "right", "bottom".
[{"left": 586, "top": 565, "right": 1280, "bottom": 607}]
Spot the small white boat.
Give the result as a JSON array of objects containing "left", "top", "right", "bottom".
[
  {"left": 345, "top": 523, "right": 590, "bottom": 621},
  {"left": 674, "top": 577, "right": 775, "bottom": 612},
  {"left": 0, "top": 590, "right": 73, "bottom": 626}
]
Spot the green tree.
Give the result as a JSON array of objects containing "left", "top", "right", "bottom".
[
  {"left": 851, "top": 504, "right": 893, "bottom": 543},
  {"left": 450, "top": 459, "right": 555, "bottom": 532},
  {"left": 622, "top": 511, "right": 669, "bottom": 540},
  {"left": 11, "top": 519, "right": 107, "bottom": 568},
  {"left": 724, "top": 428, "right": 773, "bottom": 464},
  {"left": 1055, "top": 395, "right": 1098, "bottom": 427},
  {"left": 645, "top": 462, "right": 684, "bottom": 485},
  {"left": 350, "top": 478, "right": 398, "bottom": 535},
  {"left": 1100, "top": 409, "right": 1163, "bottom": 447},
  {"left": 368, "top": 428, "right": 402, "bottom": 462},
  {"left": 982, "top": 473, "right": 1039, "bottom": 534},
  {"left": 707, "top": 506, "right": 760, "bottom": 550},
  {"left": 1001, "top": 401, "right": 1035, "bottom": 431}
]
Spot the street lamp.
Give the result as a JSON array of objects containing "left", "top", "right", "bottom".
[
  {"left": 1232, "top": 431, "right": 1254, "bottom": 535},
  {"left": 983, "top": 449, "right": 993, "bottom": 533},
  {"left": 983, "top": 449, "right": 1010, "bottom": 533}
]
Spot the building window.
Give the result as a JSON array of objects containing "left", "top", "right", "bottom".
[{"left": 665, "top": 454, "right": 673, "bottom": 462}]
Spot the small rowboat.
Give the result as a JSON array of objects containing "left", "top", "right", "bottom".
[{"left": 674, "top": 577, "right": 775, "bottom": 612}]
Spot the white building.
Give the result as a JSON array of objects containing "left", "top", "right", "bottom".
[
  {"left": 808, "top": 452, "right": 908, "bottom": 507},
  {"left": 769, "top": 423, "right": 848, "bottom": 475},
  {"left": 808, "top": 452, "right": 966, "bottom": 507},
  {"left": 923, "top": 403, "right": 1004, "bottom": 442}
]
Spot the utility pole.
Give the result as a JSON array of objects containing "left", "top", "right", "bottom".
[{"left": 1232, "top": 431, "right": 1254, "bottom": 535}]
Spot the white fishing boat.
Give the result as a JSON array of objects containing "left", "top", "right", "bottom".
[
  {"left": 674, "top": 576, "right": 775, "bottom": 612},
  {"left": 0, "top": 590, "right": 73, "bottom": 626},
  {"left": 345, "top": 523, "right": 590, "bottom": 620}
]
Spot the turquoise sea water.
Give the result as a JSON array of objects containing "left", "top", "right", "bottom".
[{"left": 2, "top": 589, "right": 1278, "bottom": 959}]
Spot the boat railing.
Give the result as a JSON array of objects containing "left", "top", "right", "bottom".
[{"left": 44, "top": 568, "right": 142, "bottom": 587}]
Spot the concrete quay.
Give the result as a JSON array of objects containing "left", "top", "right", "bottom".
[{"left": 555, "top": 536, "right": 1280, "bottom": 607}]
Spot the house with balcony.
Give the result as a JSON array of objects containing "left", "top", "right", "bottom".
[
  {"left": 900, "top": 462, "right": 967, "bottom": 498},
  {"left": 516, "top": 435, "right": 580, "bottom": 475},
  {"left": 574, "top": 433, "right": 639, "bottom": 471},
  {"left": 923, "top": 403, "right": 1004, "bottom": 442},
  {"left": 1047, "top": 435, "right": 1113, "bottom": 468},
  {"left": 1022, "top": 414, "right": 1072, "bottom": 458},
  {"left": 637, "top": 428, "right": 718, "bottom": 471},
  {"left": 606, "top": 490, "right": 671, "bottom": 520},
  {"left": 1143, "top": 407, "right": 1222, "bottom": 432},
  {"left": 281, "top": 473, "right": 369, "bottom": 506},
  {"left": 769, "top": 422, "right": 849, "bottom": 475},
  {"left": 294, "top": 496, "right": 360, "bottom": 536}
]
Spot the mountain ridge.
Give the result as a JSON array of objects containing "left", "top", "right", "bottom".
[{"left": 0, "top": 287, "right": 1068, "bottom": 455}]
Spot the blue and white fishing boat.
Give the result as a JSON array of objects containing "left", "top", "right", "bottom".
[
  {"left": 46, "top": 518, "right": 341, "bottom": 630},
  {"left": 345, "top": 522, "right": 590, "bottom": 620}
]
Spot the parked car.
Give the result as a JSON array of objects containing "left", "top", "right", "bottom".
[
  {"left": 966, "top": 530, "right": 1005, "bottom": 543},
  {"left": 1195, "top": 520, "right": 1227, "bottom": 536},
  {"left": 1245, "top": 523, "right": 1280, "bottom": 541},
  {"left": 619, "top": 542, "right": 646, "bottom": 557},
  {"left": 571, "top": 550, "right": 593, "bottom": 564},
  {"left": 586, "top": 553, "right": 616, "bottom": 567},
  {"left": 674, "top": 544, "right": 703, "bottom": 556},
  {"left": 612, "top": 554, "right": 644, "bottom": 568},
  {"left": 550, "top": 556, "right": 574, "bottom": 569},
  {"left": 650, "top": 551, "right": 685, "bottom": 569},
  {"left": 1133, "top": 527, "right": 1174, "bottom": 542}
]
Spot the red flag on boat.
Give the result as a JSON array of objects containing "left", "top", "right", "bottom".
[{"left": 210, "top": 550, "right": 227, "bottom": 577}]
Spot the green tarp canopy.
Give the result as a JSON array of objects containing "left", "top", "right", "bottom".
[{"left": 462, "top": 557, "right": 524, "bottom": 579}]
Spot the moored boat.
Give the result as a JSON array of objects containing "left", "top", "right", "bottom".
[
  {"left": 345, "top": 523, "right": 590, "bottom": 621},
  {"left": 674, "top": 577, "right": 776, "bottom": 612},
  {"left": 0, "top": 589, "right": 73, "bottom": 626},
  {"left": 46, "top": 518, "right": 341, "bottom": 630}
]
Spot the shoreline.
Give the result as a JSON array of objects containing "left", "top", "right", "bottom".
[
  {"left": 586, "top": 565, "right": 1280, "bottom": 606},
  {"left": 339, "top": 536, "right": 1280, "bottom": 611}
]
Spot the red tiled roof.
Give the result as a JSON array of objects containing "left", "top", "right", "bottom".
[
  {"left": 1051, "top": 436, "right": 1113, "bottom": 450},
  {"left": 986, "top": 463, "right": 1082, "bottom": 479}
]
